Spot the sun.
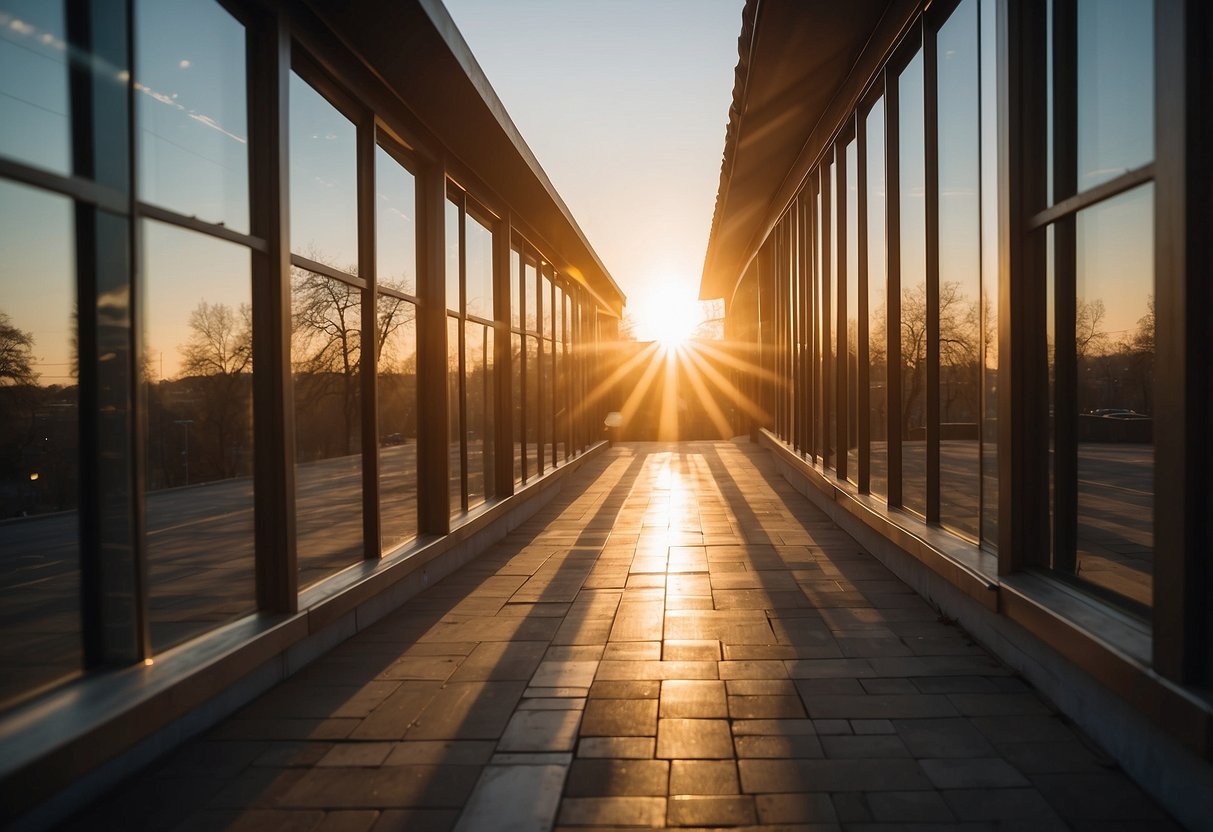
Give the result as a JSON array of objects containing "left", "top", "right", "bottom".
[{"left": 633, "top": 283, "right": 700, "bottom": 347}]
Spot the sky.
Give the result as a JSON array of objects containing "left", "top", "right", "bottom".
[{"left": 442, "top": 0, "right": 744, "bottom": 341}]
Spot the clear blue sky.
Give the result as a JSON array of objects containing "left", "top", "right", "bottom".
[{"left": 443, "top": 0, "right": 744, "bottom": 339}]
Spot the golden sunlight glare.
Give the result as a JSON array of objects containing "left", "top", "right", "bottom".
[{"left": 634, "top": 282, "right": 700, "bottom": 347}]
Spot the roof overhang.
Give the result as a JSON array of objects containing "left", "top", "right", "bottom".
[
  {"left": 301, "top": 0, "right": 625, "bottom": 316},
  {"left": 699, "top": 0, "right": 917, "bottom": 303}
]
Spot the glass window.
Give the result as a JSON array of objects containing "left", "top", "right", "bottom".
[
  {"left": 543, "top": 336, "right": 554, "bottom": 467},
  {"left": 136, "top": 0, "right": 249, "bottom": 232},
  {"left": 374, "top": 146, "right": 417, "bottom": 297},
  {"left": 142, "top": 220, "right": 254, "bottom": 650},
  {"left": 376, "top": 296, "right": 417, "bottom": 553},
  {"left": 465, "top": 212, "right": 493, "bottom": 320},
  {"left": 466, "top": 322, "right": 494, "bottom": 508},
  {"left": 526, "top": 334, "right": 540, "bottom": 475},
  {"left": 980, "top": 0, "right": 999, "bottom": 548},
  {"left": 0, "top": 1, "right": 70, "bottom": 174},
  {"left": 937, "top": 0, "right": 981, "bottom": 541},
  {"left": 813, "top": 180, "right": 824, "bottom": 462},
  {"left": 542, "top": 271, "right": 554, "bottom": 339},
  {"left": 0, "top": 180, "right": 79, "bottom": 705},
  {"left": 898, "top": 50, "right": 927, "bottom": 517},
  {"left": 512, "top": 331, "right": 523, "bottom": 483},
  {"left": 867, "top": 98, "right": 888, "bottom": 499},
  {"left": 446, "top": 198, "right": 460, "bottom": 313},
  {"left": 1075, "top": 0, "right": 1153, "bottom": 191},
  {"left": 826, "top": 160, "right": 837, "bottom": 468},
  {"left": 289, "top": 73, "right": 357, "bottom": 270},
  {"left": 291, "top": 268, "right": 363, "bottom": 586},
  {"left": 510, "top": 246, "right": 521, "bottom": 330},
  {"left": 525, "top": 259, "right": 539, "bottom": 333},
  {"left": 448, "top": 315, "right": 462, "bottom": 514},
  {"left": 845, "top": 138, "right": 859, "bottom": 485},
  {"left": 1059, "top": 184, "right": 1154, "bottom": 609}
]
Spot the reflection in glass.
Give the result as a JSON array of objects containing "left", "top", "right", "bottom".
[
  {"left": 1075, "top": 0, "right": 1153, "bottom": 191},
  {"left": 448, "top": 315, "right": 463, "bottom": 514},
  {"left": 526, "top": 335, "right": 541, "bottom": 475},
  {"left": 845, "top": 138, "right": 859, "bottom": 484},
  {"left": 136, "top": 0, "right": 249, "bottom": 232},
  {"left": 980, "top": 0, "right": 1000, "bottom": 548},
  {"left": 292, "top": 269, "right": 363, "bottom": 586},
  {"left": 555, "top": 285, "right": 567, "bottom": 463},
  {"left": 543, "top": 335, "right": 555, "bottom": 467},
  {"left": 525, "top": 259, "right": 539, "bottom": 333},
  {"left": 375, "top": 146, "right": 417, "bottom": 297},
  {"left": 0, "top": 1, "right": 69, "bottom": 174},
  {"left": 446, "top": 199, "right": 461, "bottom": 313},
  {"left": 289, "top": 73, "right": 357, "bottom": 269},
  {"left": 814, "top": 182, "right": 824, "bottom": 461},
  {"left": 899, "top": 50, "right": 927, "bottom": 517},
  {"left": 937, "top": 0, "right": 981, "bottom": 540},
  {"left": 512, "top": 331, "right": 523, "bottom": 483},
  {"left": 542, "top": 271, "right": 554, "bottom": 339},
  {"left": 826, "top": 160, "right": 836, "bottom": 468},
  {"left": 465, "top": 213, "right": 493, "bottom": 320},
  {"left": 1070, "top": 184, "right": 1153, "bottom": 608},
  {"left": 377, "top": 296, "right": 417, "bottom": 553},
  {"left": 867, "top": 98, "right": 888, "bottom": 499},
  {"left": 465, "top": 322, "right": 494, "bottom": 508},
  {"left": 142, "top": 220, "right": 254, "bottom": 649},
  {"left": 0, "top": 181, "right": 79, "bottom": 704},
  {"left": 510, "top": 246, "right": 521, "bottom": 329}
]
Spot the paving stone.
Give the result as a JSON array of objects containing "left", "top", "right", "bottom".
[
  {"left": 498, "top": 709, "right": 582, "bottom": 752},
  {"left": 530, "top": 660, "right": 600, "bottom": 689},
  {"left": 734, "top": 734, "right": 824, "bottom": 759},
  {"left": 489, "top": 752, "right": 573, "bottom": 766},
  {"left": 820, "top": 734, "right": 910, "bottom": 758},
  {"left": 891, "top": 718, "right": 996, "bottom": 758},
  {"left": 728, "top": 694, "right": 806, "bottom": 719},
  {"left": 1031, "top": 772, "right": 1170, "bottom": 822},
  {"left": 851, "top": 719, "right": 895, "bottom": 735},
  {"left": 755, "top": 792, "right": 838, "bottom": 824},
  {"left": 656, "top": 719, "right": 734, "bottom": 759},
  {"left": 279, "top": 766, "right": 479, "bottom": 809},
  {"left": 943, "top": 787, "right": 1071, "bottom": 824},
  {"left": 454, "top": 764, "right": 566, "bottom": 832},
  {"left": 589, "top": 680, "right": 660, "bottom": 699},
  {"left": 602, "top": 641, "right": 661, "bottom": 661},
  {"left": 867, "top": 790, "right": 956, "bottom": 822},
  {"left": 666, "top": 794, "right": 756, "bottom": 827},
  {"left": 661, "top": 639, "right": 721, "bottom": 661},
  {"left": 580, "top": 698, "right": 658, "bottom": 737},
  {"left": 565, "top": 759, "right": 670, "bottom": 796},
  {"left": 595, "top": 660, "right": 718, "bottom": 681},
  {"left": 659, "top": 680, "right": 728, "bottom": 718},
  {"left": 668, "top": 760, "right": 739, "bottom": 794},
  {"left": 920, "top": 757, "right": 1030, "bottom": 789},
  {"left": 804, "top": 694, "right": 958, "bottom": 720},
  {"left": 738, "top": 758, "right": 933, "bottom": 792},
  {"left": 557, "top": 796, "right": 666, "bottom": 827},
  {"left": 731, "top": 718, "right": 819, "bottom": 736},
  {"left": 405, "top": 681, "right": 526, "bottom": 740},
  {"left": 448, "top": 642, "right": 548, "bottom": 682},
  {"left": 316, "top": 743, "right": 394, "bottom": 767},
  {"left": 576, "top": 736, "right": 656, "bottom": 759}
]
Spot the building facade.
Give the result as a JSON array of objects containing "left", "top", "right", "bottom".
[
  {"left": 701, "top": 0, "right": 1212, "bottom": 825},
  {"left": 0, "top": 0, "right": 622, "bottom": 823}
]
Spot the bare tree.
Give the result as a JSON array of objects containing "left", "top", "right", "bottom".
[
  {"left": 1075, "top": 298, "right": 1108, "bottom": 361},
  {"left": 0, "top": 311, "right": 36, "bottom": 387},
  {"left": 177, "top": 301, "right": 253, "bottom": 479}
]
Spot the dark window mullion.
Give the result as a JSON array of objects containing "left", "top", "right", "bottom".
[
  {"left": 885, "top": 63, "right": 904, "bottom": 509},
  {"left": 358, "top": 116, "right": 379, "bottom": 558},
  {"left": 925, "top": 22, "right": 941, "bottom": 524}
]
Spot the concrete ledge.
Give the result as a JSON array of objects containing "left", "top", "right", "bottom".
[
  {"left": 1, "top": 441, "right": 607, "bottom": 830},
  {"left": 759, "top": 431, "right": 1213, "bottom": 831}
]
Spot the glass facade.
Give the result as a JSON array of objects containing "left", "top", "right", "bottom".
[{"left": 0, "top": 0, "right": 613, "bottom": 715}]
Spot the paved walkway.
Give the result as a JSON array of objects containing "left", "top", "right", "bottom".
[{"left": 68, "top": 441, "right": 1174, "bottom": 831}]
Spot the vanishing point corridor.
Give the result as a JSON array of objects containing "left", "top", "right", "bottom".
[{"left": 69, "top": 442, "right": 1171, "bottom": 831}]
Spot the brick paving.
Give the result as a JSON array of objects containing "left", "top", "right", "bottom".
[{"left": 65, "top": 441, "right": 1176, "bottom": 831}]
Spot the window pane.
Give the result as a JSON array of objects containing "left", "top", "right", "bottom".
[
  {"left": 526, "top": 334, "right": 540, "bottom": 475},
  {"left": 898, "top": 50, "right": 927, "bottom": 517},
  {"left": 465, "top": 322, "right": 491, "bottom": 509},
  {"left": 826, "top": 160, "right": 837, "bottom": 468},
  {"left": 512, "top": 332, "right": 523, "bottom": 483},
  {"left": 446, "top": 199, "right": 460, "bottom": 313},
  {"left": 937, "top": 0, "right": 981, "bottom": 541},
  {"left": 448, "top": 315, "right": 463, "bottom": 514},
  {"left": 1068, "top": 184, "right": 1153, "bottom": 608},
  {"left": 377, "top": 296, "right": 417, "bottom": 553},
  {"left": 814, "top": 182, "right": 823, "bottom": 461},
  {"left": 136, "top": 0, "right": 249, "bottom": 232},
  {"left": 142, "top": 220, "right": 254, "bottom": 650},
  {"left": 465, "top": 213, "right": 493, "bottom": 320},
  {"left": 289, "top": 73, "right": 357, "bottom": 270},
  {"left": 542, "top": 271, "right": 554, "bottom": 339},
  {"left": 0, "top": 1, "right": 69, "bottom": 174},
  {"left": 980, "top": 0, "right": 1000, "bottom": 548},
  {"left": 0, "top": 181, "right": 78, "bottom": 704},
  {"left": 510, "top": 246, "right": 521, "bottom": 330},
  {"left": 375, "top": 146, "right": 417, "bottom": 297},
  {"left": 845, "top": 138, "right": 859, "bottom": 485},
  {"left": 543, "top": 338, "right": 554, "bottom": 466},
  {"left": 525, "top": 259, "right": 539, "bottom": 333},
  {"left": 867, "top": 98, "right": 888, "bottom": 499},
  {"left": 1075, "top": 0, "right": 1153, "bottom": 191},
  {"left": 292, "top": 269, "right": 363, "bottom": 586}
]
